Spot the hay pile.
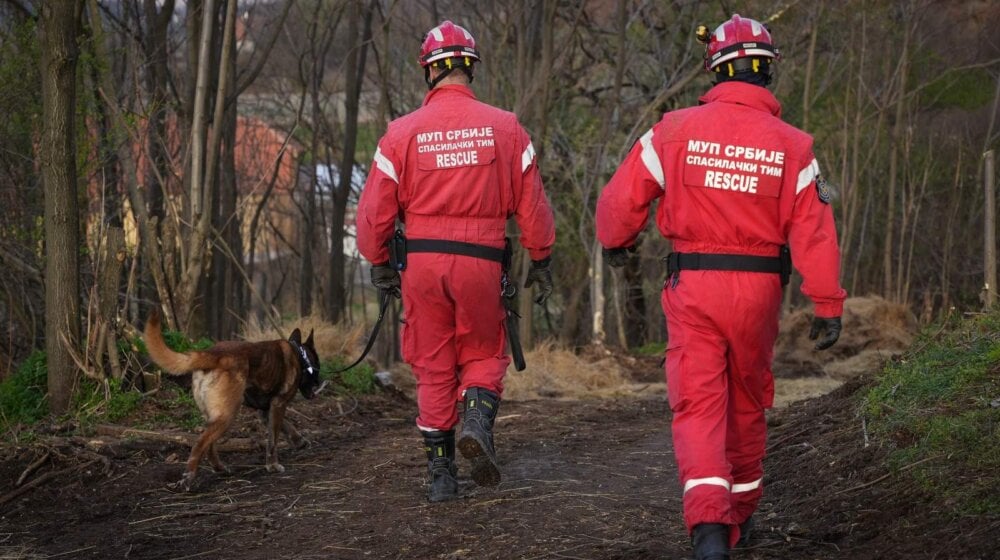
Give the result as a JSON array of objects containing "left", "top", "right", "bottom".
[
  {"left": 503, "top": 343, "right": 634, "bottom": 400},
  {"left": 773, "top": 296, "right": 917, "bottom": 380}
]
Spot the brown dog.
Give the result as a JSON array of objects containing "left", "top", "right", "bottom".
[{"left": 143, "top": 311, "right": 322, "bottom": 490}]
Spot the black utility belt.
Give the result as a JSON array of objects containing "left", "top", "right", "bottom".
[
  {"left": 388, "top": 230, "right": 511, "bottom": 272},
  {"left": 665, "top": 248, "right": 791, "bottom": 286},
  {"left": 407, "top": 239, "right": 506, "bottom": 263}
]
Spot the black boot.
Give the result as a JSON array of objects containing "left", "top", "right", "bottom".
[
  {"left": 692, "top": 523, "right": 730, "bottom": 560},
  {"left": 457, "top": 387, "right": 501, "bottom": 487},
  {"left": 422, "top": 430, "right": 458, "bottom": 502},
  {"left": 736, "top": 516, "right": 754, "bottom": 547}
]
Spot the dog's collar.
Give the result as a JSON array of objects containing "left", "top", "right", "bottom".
[{"left": 290, "top": 340, "right": 317, "bottom": 376}]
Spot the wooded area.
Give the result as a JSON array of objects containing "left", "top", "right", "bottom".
[{"left": 0, "top": 0, "right": 998, "bottom": 413}]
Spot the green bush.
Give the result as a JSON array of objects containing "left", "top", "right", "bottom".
[
  {"left": 633, "top": 341, "right": 666, "bottom": 356},
  {"left": 0, "top": 350, "right": 48, "bottom": 429},
  {"left": 74, "top": 377, "right": 143, "bottom": 425},
  {"left": 131, "top": 329, "right": 214, "bottom": 356},
  {"left": 322, "top": 358, "right": 378, "bottom": 395}
]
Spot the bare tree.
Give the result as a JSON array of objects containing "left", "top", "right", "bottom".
[{"left": 38, "top": 0, "right": 83, "bottom": 414}]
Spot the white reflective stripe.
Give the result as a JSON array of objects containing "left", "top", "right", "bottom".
[
  {"left": 521, "top": 142, "right": 536, "bottom": 173},
  {"left": 683, "top": 477, "right": 731, "bottom": 494},
  {"left": 639, "top": 128, "right": 665, "bottom": 189},
  {"left": 732, "top": 478, "right": 763, "bottom": 493},
  {"left": 796, "top": 158, "right": 820, "bottom": 194},
  {"left": 374, "top": 147, "right": 398, "bottom": 183},
  {"left": 417, "top": 423, "right": 438, "bottom": 433},
  {"left": 430, "top": 27, "right": 444, "bottom": 42}
]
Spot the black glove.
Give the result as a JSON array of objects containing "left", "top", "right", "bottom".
[
  {"left": 603, "top": 245, "right": 635, "bottom": 268},
  {"left": 524, "top": 256, "right": 553, "bottom": 305},
  {"left": 809, "top": 316, "right": 842, "bottom": 351},
  {"left": 370, "top": 263, "right": 401, "bottom": 299}
]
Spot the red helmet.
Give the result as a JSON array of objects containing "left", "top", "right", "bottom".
[
  {"left": 699, "top": 14, "right": 779, "bottom": 71},
  {"left": 420, "top": 21, "right": 480, "bottom": 67}
]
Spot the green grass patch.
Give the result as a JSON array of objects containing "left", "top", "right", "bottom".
[
  {"left": 155, "top": 387, "right": 203, "bottom": 431},
  {"left": 633, "top": 341, "right": 666, "bottom": 356},
  {"left": 322, "top": 358, "right": 378, "bottom": 395},
  {"left": 863, "top": 311, "right": 1000, "bottom": 515},
  {"left": 0, "top": 350, "right": 48, "bottom": 431},
  {"left": 73, "top": 377, "right": 143, "bottom": 425},
  {"left": 130, "top": 329, "right": 214, "bottom": 356}
]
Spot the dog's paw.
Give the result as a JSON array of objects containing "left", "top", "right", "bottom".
[
  {"left": 212, "top": 464, "right": 232, "bottom": 475},
  {"left": 167, "top": 474, "right": 195, "bottom": 492},
  {"left": 265, "top": 463, "right": 285, "bottom": 474}
]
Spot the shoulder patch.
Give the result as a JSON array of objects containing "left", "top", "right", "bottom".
[{"left": 816, "top": 175, "right": 832, "bottom": 204}]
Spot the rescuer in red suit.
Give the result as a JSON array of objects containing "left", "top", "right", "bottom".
[
  {"left": 356, "top": 20, "right": 556, "bottom": 503},
  {"left": 596, "top": 14, "right": 846, "bottom": 560}
]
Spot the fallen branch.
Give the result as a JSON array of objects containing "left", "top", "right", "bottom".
[
  {"left": 16, "top": 451, "right": 50, "bottom": 487},
  {"left": 92, "top": 425, "right": 260, "bottom": 452},
  {"left": 0, "top": 459, "right": 98, "bottom": 507},
  {"left": 831, "top": 455, "right": 941, "bottom": 496},
  {"left": 765, "top": 426, "right": 813, "bottom": 453}
]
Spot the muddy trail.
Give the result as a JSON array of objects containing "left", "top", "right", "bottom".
[{"left": 1, "top": 367, "right": 994, "bottom": 560}]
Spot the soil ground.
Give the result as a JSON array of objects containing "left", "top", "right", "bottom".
[
  {"left": 1, "top": 298, "right": 995, "bottom": 559},
  {"left": 1, "top": 365, "right": 996, "bottom": 560}
]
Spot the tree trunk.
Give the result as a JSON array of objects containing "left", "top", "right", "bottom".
[
  {"left": 590, "top": 0, "right": 627, "bottom": 346},
  {"left": 210, "top": 12, "right": 241, "bottom": 340},
  {"left": 39, "top": 0, "right": 83, "bottom": 415},
  {"left": 301, "top": 2, "right": 325, "bottom": 318},
  {"left": 140, "top": 0, "right": 175, "bottom": 322},
  {"left": 327, "top": 0, "right": 373, "bottom": 323},
  {"left": 883, "top": 15, "right": 910, "bottom": 301}
]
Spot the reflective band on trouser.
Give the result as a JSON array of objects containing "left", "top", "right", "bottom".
[
  {"left": 683, "top": 476, "right": 731, "bottom": 494},
  {"left": 795, "top": 158, "right": 819, "bottom": 194},
  {"left": 732, "top": 477, "right": 762, "bottom": 493},
  {"left": 521, "top": 142, "right": 536, "bottom": 173},
  {"left": 375, "top": 147, "right": 399, "bottom": 183},
  {"left": 639, "top": 128, "right": 665, "bottom": 189}
]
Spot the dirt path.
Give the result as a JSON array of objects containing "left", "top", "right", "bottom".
[{"left": 1, "top": 385, "right": 994, "bottom": 559}]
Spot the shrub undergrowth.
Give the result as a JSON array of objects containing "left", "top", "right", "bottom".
[
  {"left": 0, "top": 350, "right": 48, "bottom": 432},
  {"left": 863, "top": 311, "right": 1000, "bottom": 515},
  {"left": 322, "top": 358, "right": 378, "bottom": 395}
]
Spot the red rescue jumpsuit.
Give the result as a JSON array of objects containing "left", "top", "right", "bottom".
[
  {"left": 357, "top": 84, "right": 555, "bottom": 432},
  {"left": 596, "top": 81, "right": 847, "bottom": 541}
]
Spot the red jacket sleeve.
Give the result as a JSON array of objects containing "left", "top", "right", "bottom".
[
  {"left": 787, "top": 157, "right": 847, "bottom": 317},
  {"left": 356, "top": 139, "right": 402, "bottom": 265},
  {"left": 512, "top": 125, "right": 555, "bottom": 261},
  {"left": 596, "top": 127, "right": 665, "bottom": 249}
]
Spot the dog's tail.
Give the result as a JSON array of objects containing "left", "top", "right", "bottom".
[{"left": 144, "top": 310, "right": 219, "bottom": 374}]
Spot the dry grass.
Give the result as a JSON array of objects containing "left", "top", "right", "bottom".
[
  {"left": 374, "top": 343, "right": 635, "bottom": 402},
  {"left": 241, "top": 314, "right": 365, "bottom": 363},
  {"left": 503, "top": 342, "right": 632, "bottom": 401}
]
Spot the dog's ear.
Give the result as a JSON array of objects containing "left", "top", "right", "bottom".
[
  {"left": 305, "top": 329, "right": 314, "bottom": 347},
  {"left": 289, "top": 328, "right": 302, "bottom": 344}
]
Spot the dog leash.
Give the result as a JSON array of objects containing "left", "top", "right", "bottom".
[{"left": 330, "top": 289, "right": 392, "bottom": 374}]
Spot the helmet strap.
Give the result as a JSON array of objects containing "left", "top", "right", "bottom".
[
  {"left": 425, "top": 58, "right": 475, "bottom": 90},
  {"left": 714, "top": 57, "right": 772, "bottom": 87}
]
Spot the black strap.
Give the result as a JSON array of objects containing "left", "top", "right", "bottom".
[
  {"left": 666, "top": 252, "right": 783, "bottom": 274},
  {"left": 406, "top": 238, "right": 505, "bottom": 264},
  {"left": 330, "top": 290, "right": 392, "bottom": 374},
  {"left": 666, "top": 249, "right": 792, "bottom": 287}
]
